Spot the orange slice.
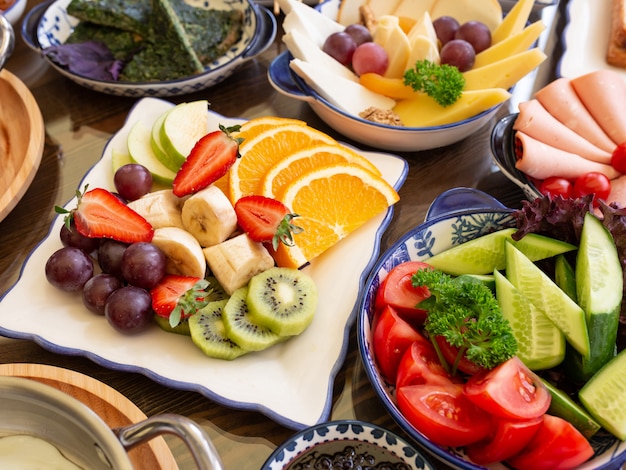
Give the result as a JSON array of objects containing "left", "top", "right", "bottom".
[
  {"left": 228, "top": 124, "right": 336, "bottom": 203},
  {"left": 233, "top": 116, "right": 307, "bottom": 142},
  {"left": 272, "top": 163, "right": 399, "bottom": 268},
  {"left": 258, "top": 143, "right": 382, "bottom": 198}
]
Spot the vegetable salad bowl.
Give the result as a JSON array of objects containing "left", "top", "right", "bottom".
[
  {"left": 20, "top": 0, "right": 276, "bottom": 97},
  {"left": 357, "top": 187, "right": 626, "bottom": 469}
]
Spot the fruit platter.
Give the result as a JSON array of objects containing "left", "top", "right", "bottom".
[{"left": 0, "top": 97, "right": 407, "bottom": 430}]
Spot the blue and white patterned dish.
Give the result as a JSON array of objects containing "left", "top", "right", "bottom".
[
  {"left": 261, "top": 420, "right": 435, "bottom": 469},
  {"left": 20, "top": 0, "right": 276, "bottom": 97},
  {"left": 357, "top": 187, "right": 626, "bottom": 470}
]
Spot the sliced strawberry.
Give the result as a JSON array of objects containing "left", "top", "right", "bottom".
[
  {"left": 150, "top": 275, "right": 211, "bottom": 327},
  {"left": 234, "top": 195, "right": 303, "bottom": 250},
  {"left": 172, "top": 124, "right": 242, "bottom": 197},
  {"left": 57, "top": 186, "right": 153, "bottom": 243}
]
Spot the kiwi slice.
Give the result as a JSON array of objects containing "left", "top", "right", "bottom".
[
  {"left": 222, "top": 287, "right": 281, "bottom": 351},
  {"left": 154, "top": 314, "right": 191, "bottom": 336},
  {"left": 247, "top": 267, "right": 318, "bottom": 336},
  {"left": 189, "top": 300, "right": 248, "bottom": 360}
]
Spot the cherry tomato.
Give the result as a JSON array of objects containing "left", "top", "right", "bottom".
[
  {"left": 573, "top": 172, "right": 611, "bottom": 202},
  {"left": 372, "top": 304, "right": 423, "bottom": 383},
  {"left": 396, "top": 334, "right": 461, "bottom": 389},
  {"left": 464, "top": 356, "right": 551, "bottom": 420},
  {"left": 538, "top": 177, "right": 573, "bottom": 199},
  {"left": 465, "top": 416, "right": 543, "bottom": 465},
  {"left": 374, "top": 261, "right": 431, "bottom": 324},
  {"left": 397, "top": 383, "right": 493, "bottom": 448},
  {"left": 434, "top": 335, "right": 486, "bottom": 376},
  {"left": 506, "top": 414, "right": 594, "bottom": 470},
  {"left": 611, "top": 141, "right": 626, "bottom": 173}
]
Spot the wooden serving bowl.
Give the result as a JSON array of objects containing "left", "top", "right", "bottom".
[{"left": 0, "top": 68, "right": 44, "bottom": 223}]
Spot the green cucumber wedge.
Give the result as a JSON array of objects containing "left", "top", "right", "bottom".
[
  {"left": 579, "top": 347, "right": 626, "bottom": 440},
  {"left": 566, "top": 212, "right": 622, "bottom": 382},
  {"left": 555, "top": 254, "right": 577, "bottom": 302},
  {"left": 542, "top": 378, "right": 601, "bottom": 439},
  {"left": 427, "top": 228, "right": 576, "bottom": 276},
  {"left": 494, "top": 269, "right": 565, "bottom": 370},
  {"left": 160, "top": 100, "right": 209, "bottom": 169},
  {"left": 505, "top": 241, "right": 590, "bottom": 358}
]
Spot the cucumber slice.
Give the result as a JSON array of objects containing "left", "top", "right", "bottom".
[
  {"left": 579, "top": 347, "right": 626, "bottom": 440},
  {"left": 567, "top": 213, "right": 622, "bottom": 381},
  {"left": 542, "top": 378, "right": 601, "bottom": 439},
  {"left": 494, "top": 270, "right": 565, "bottom": 370},
  {"left": 427, "top": 228, "right": 576, "bottom": 276},
  {"left": 555, "top": 254, "right": 577, "bottom": 302},
  {"left": 505, "top": 241, "right": 589, "bottom": 358},
  {"left": 160, "top": 100, "right": 209, "bottom": 169},
  {"left": 456, "top": 273, "right": 495, "bottom": 293}
]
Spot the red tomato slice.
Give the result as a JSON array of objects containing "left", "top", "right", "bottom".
[
  {"left": 372, "top": 304, "right": 423, "bottom": 383},
  {"left": 396, "top": 334, "right": 461, "bottom": 389},
  {"left": 434, "top": 335, "right": 486, "bottom": 376},
  {"left": 612, "top": 141, "right": 626, "bottom": 173},
  {"left": 464, "top": 356, "right": 551, "bottom": 420},
  {"left": 506, "top": 414, "right": 595, "bottom": 470},
  {"left": 397, "top": 383, "right": 493, "bottom": 448},
  {"left": 465, "top": 416, "right": 543, "bottom": 465},
  {"left": 374, "top": 261, "right": 431, "bottom": 324}
]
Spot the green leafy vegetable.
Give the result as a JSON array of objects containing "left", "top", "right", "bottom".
[
  {"left": 403, "top": 59, "right": 465, "bottom": 107},
  {"left": 413, "top": 268, "right": 517, "bottom": 374}
]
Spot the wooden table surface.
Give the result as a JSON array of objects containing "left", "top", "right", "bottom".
[{"left": 0, "top": 1, "right": 566, "bottom": 468}]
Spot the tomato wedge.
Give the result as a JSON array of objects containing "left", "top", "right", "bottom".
[
  {"left": 396, "top": 334, "right": 461, "bottom": 389},
  {"left": 464, "top": 356, "right": 551, "bottom": 420},
  {"left": 465, "top": 416, "right": 543, "bottom": 465},
  {"left": 397, "top": 383, "right": 493, "bottom": 448},
  {"left": 506, "top": 414, "right": 594, "bottom": 470},
  {"left": 372, "top": 304, "right": 423, "bottom": 383},
  {"left": 374, "top": 261, "right": 431, "bottom": 324},
  {"left": 434, "top": 335, "right": 486, "bottom": 376}
]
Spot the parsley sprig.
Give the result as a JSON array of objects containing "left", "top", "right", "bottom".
[
  {"left": 413, "top": 269, "right": 517, "bottom": 375},
  {"left": 403, "top": 60, "right": 465, "bottom": 107}
]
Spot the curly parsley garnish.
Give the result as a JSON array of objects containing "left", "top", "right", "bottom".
[
  {"left": 414, "top": 269, "right": 517, "bottom": 375},
  {"left": 403, "top": 60, "right": 465, "bottom": 107}
]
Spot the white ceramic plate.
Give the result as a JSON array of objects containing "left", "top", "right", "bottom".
[
  {"left": 0, "top": 97, "right": 408, "bottom": 430},
  {"left": 558, "top": 0, "right": 626, "bottom": 79}
]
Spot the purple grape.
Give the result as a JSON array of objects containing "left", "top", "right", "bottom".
[
  {"left": 45, "top": 247, "right": 94, "bottom": 292},
  {"left": 440, "top": 39, "right": 476, "bottom": 72},
  {"left": 455, "top": 21, "right": 491, "bottom": 54},
  {"left": 344, "top": 24, "right": 373, "bottom": 46},
  {"left": 120, "top": 242, "right": 166, "bottom": 289},
  {"left": 82, "top": 273, "right": 123, "bottom": 315},
  {"left": 98, "top": 239, "right": 129, "bottom": 279},
  {"left": 113, "top": 163, "right": 153, "bottom": 201},
  {"left": 104, "top": 286, "right": 153, "bottom": 334},
  {"left": 60, "top": 219, "right": 101, "bottom": 254},
  {"left": 322, "top": 31, "right": 357, "bottom": 66},
  {"left": 433, "top": 16, "right": 460, "bottom": 46}
]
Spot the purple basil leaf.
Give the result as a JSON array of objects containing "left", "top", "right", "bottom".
[{"left": 44, "top": 41, "right": 124, "bottom": 81}]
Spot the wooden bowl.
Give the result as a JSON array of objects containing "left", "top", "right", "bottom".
[{"left": 0, "top": 68, "right": 44, "bottom": 223}]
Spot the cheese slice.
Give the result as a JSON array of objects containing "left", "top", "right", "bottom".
[
  {"left": 406, "top": 11, "right": 438, "bottom": 45},
  {"left": 406, "top": 35, "right": 440, "bottom": 69},
  {"left": 374, "top": 15, "right": 412, "bottom": 79},
  {"left": 430, "top": 0, "right": 502, "bottom": 33},
  {"left": 367, "top": 0, "right": 401, "bottom": 20},
  {"left": 289, "top": 58, "right": 396, "bottom": 115},
  {"left": 463, "top": 47, "right": 547, "bottom": 91},
  {"left": 282, "top": 5, "right": 344, "bottom": 48},
  {"left": 336, "top": 0, "right": 363, "bottom": 25},
  {"left": 393, "top": 0, "right": 436, "bottom": 23},
  {"left": 474, "top": 20, "right": 546, "bottom": 68},
  {"left": 393, "top": 88, "right": 511, "bottom": 127},
  {"left": 492, "top": 0, "right": 535, "bottom": 43}
]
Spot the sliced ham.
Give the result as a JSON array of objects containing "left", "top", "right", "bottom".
[
  {"left": 534, "top": 78, "right": 616, "bottom": 153},
  {"left": 514, "top": 99, "right": 612, "bottom": 164},
  {"left": 514, "top": 131, "right": 621, "bottom": 180},
  {"left": 608, "top": 174, "right": 626, "bottom": 208},
  {"left": 570, "top": 70, "right": 626, "bottom": 146}
]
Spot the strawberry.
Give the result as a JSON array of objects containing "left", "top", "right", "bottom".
[
  {"left": 150, "top": 275, "right": 211, "bottom": 328},
  {"left": 234, "top": 195, "right": 303, "bottom": 250},
  {"left": 172, "top": 124, "right": 242, "bottom": 197},
  {"left": 56, "top": 186, "right": 153, "bottom": 243}
]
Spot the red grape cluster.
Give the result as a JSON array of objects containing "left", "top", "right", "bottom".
[
  {"left": 322, "top": 24, "right": 389, "bottom": 76},
  {"left": 45, "top": 164, "right": 163, "bottom": 335},
  {"left": 433, "top": 16, "right": 492, "bottom": 72}
]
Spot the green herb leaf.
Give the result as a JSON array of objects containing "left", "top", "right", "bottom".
[{"left": 403, "top": 59, "right": 465, "bottom": 107}]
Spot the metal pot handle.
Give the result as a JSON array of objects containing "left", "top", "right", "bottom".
[{"left": 114, "top": 413, "right": 224, "bottom": 470}]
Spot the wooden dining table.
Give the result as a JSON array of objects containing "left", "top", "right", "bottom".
[{"left": 0, "top": 0, "right": 567, "bottom": 468}]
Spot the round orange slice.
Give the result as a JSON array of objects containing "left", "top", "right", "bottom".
[
  {"left": 258, "top": 143, "right": 382, "bottom": 198},
  {"left": 233, "top": 116, "right": 307, "bottom": 143}
]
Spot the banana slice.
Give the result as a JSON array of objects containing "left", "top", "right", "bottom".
[
  {"left": 151, "top": 226, "right": 207, "bottom": 278},
  {"left": 203, "top": 233, "right": 275, "bottom": 296},
  {"left": 181, "top": 186, "right": 238, "bottom": 247},
  {"left": 127, "top": 189, "right": 186, "bottom": 229}
]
